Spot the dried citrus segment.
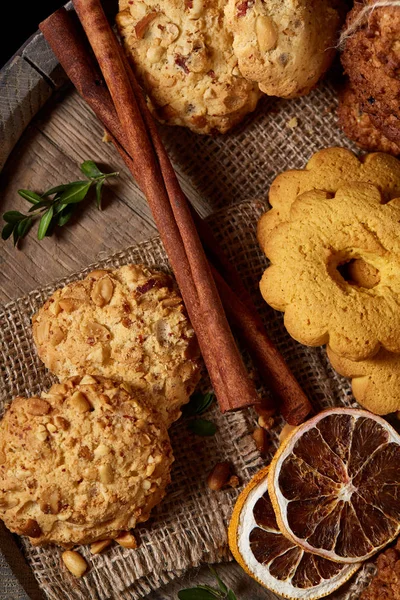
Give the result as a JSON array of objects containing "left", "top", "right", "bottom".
[
  {"left": 268, "top": 408, "right": 400, "bottom": 564},
  {"left": 229, "top": 466, "right": 360, "bottom": 599}
]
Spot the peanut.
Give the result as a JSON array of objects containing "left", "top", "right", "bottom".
[
  {"left": 206, "top": 462, "right": 232, "bottom": 491},
  {"left": 252, "top": 427, "right": 269, "bottom": 455},
  {"left": 91, "top": 276, "right": 114, "bottom": 307},
  {"left": 84, "top": 322, "right": 110, "bottom": 342},
  {"left": 90, "top": 539, "right": 112, "bottom": 554},
  {"left": 256, "top": 15, "right": 278, "bottom": 52},
  {"left": 79, "top": 374, "right": 97, "bottom": 385},
  {"left": 35, "top": 320, "right": 50, "bottom": 344},
  {"left": 54, "top": 416, "right": 70, "bottom": 430},
  {"left": 115, "top": 531, "right": 137, "bottom": 549},
  {"left": 58, "top": 298, "right": 76, "bottom": 313},
  {"left": 99, "top": 464, "right": 114, "bottom": 484},
  {"left": 62, "top": 550, "right": 88, "bottom": 577},
  {"left": 26, "top": 397, "right": 51, "bottom": 416},
  {"left": 49, "top": 326, "right": 65, "bottom": 347},
  {"left": 87, "top": 269, "right": 111, "bottom": 280}
]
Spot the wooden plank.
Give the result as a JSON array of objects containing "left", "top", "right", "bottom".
[{"left": 0, "top": 56, "right": 52, "bottom": 173}]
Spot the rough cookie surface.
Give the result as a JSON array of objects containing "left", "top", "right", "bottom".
[
  {"left": 260, "top": 183, "right": 400, "bottom": 361},
  {"left": 116, "top": 0, "right": 261, "bottom": 134},
  {"left": 224, "top": 0, "right": 340, "bottom": 98},
  {"left": 32, "top": 265, "right": 201, "bottom": 426},
  {"left": 337, "top": 84, "right": 400, "bottom": 156},
  {"left": 328, "top": 347, "right": 400, "bottom": 416},
  {"left": 257, "top": 147, "right": 400, "bottom": 250},
  {"left": 360, "top": 538, "right": 400, "bottom": 600},
  {"left": 0, "top": 376, "right": 173, "bottom": 546},
  {"left": 341, "top": 0, "right": 400, "bottom": 141}
]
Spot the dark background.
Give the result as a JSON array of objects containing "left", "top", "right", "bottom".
[{"left": 1, "top": 1, "right": 65, "bottom": 68}]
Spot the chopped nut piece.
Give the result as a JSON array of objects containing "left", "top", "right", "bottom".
[
  {"left": 258, "top": 415, "right": 274, "bottom": 430},
  {"left": 54, "top": 416, "right": 69, "bottom": 430},
  {"left": 228, "top": 475, "right": 240, "bottom": 488},
  {"left": 90, "top": 539, "right": 112, "bottom": 554},
  {"left": 115, "top": 531, "right": 138, "bottom": 549},
  {"left": 46, "top": 423, "right": 57, "bottom": 433},
  {"left": 62, "top": 550, "right": 88, "bottom": 577},
  {"left": 20, "top": 519, "right": 42, "bottom": 538},
  {"left": 80, "top": 374, "right": 97, "bottom": 385},
  {"left": 99, "top": 463, "right": 114, "bottom": 484},
  {"left": 207, "top": 462, "right": 232, "bottom": 491},
  {"left": 70, "top": 391, "right": 91, "bottom": 413},
  {"left": 135, "top": 11, "right": 158, "bottom": 39}
]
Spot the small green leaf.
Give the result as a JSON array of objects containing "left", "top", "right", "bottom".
[
  {"left": 60, "top": 181, "right": 92, "bottom": 204},
  {"left": 80, "top": 160, "right": 104, "bottom": 179},
  {"left": 17, "top": 217, "right": 33, "bottom": 239},
  {"left": 183, "top": 392, "right": 215, "bottom": 417},
  {"left": 57, "top": 206, "right": 75, "bottom": 227},
  {"left": 37, "top": 206, "right": 54, "bottom": 240},
  {"left": 28, "top": 199, "right": 52, "bottom": 212},
  {"left": 178, "top": 589, "right": 219, "bottom": 600},
  {"left": 18, "top": 189, "right": 42, "bottom": 204},
  {"left": 58, "top": 181, "right": 92, "bottom": 205},
  {"left": 3, "top": 211, "right": 24, "bottom": 223},
  {"left": 209, "top": 568, "right": 227, "bottom": 595},
  {"left": 1, "top": 222, "right": 15, "bottom": 240},
  {"left": 43, "top": 182, "right": 86, "bottom": 196},
  {"left": 95, "top": 179, "right": 104, "bottom": 209},
  {"left": 226, "top": 590, "right": 237, "bottom": 600},
  {"left": 188, "top": 419, "right": 217, "bottom": 437}
]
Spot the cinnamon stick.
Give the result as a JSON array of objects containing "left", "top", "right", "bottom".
[
  {"left": 40, "top": 7, "right": 312, "bottom": 423},
  {"left": 70, "top": 0, "right": 260, "bottom": 413}
]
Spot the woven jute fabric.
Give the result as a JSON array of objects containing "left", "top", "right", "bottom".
[{"left": 0, "top": 76, "right": 380, "bottom": 600}]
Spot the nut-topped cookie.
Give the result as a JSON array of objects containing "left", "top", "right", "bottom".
[
  {"left": 224, "top": 0, "right": 340, "bottom": 98},
  {"left": 0, "top": 376, "right": 173, "bottom": 546},
  {"left": 116, "top": 0, "right": 261, "bottom": 134},
  {"left": 32, "top": 265, "right": 201, "bottom": 426},
  {"left": 259, "top": 183, "right": 400, "bottom": 361}
]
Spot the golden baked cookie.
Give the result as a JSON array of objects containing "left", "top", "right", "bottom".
[
  {"left": 327, "top": 346, "right": 400, "bottom": 416},
  {"left": 0, "top": 376, "right": 173, "bottom": 546},
  {"left": 224, "top": 0, "right": 340, "bottom": 98},
  {"left": 260, "top": 183, "right": 400, "bottom": 361},
  {"left": 32, "top": 265, "right": 201, "bottom": 426},
  {"left": 257, "top": 148, "right": 400, "bottom": 250},
  {"left": 116, "top": 0, "right": 261, "bottom": 134}
]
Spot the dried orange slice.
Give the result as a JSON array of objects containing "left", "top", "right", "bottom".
[
  {"left": 268, "top": 408, "right": 400, "bottom": 564},
  {"left": 229, "top": 466, "right": 360, "bottom": 599}
]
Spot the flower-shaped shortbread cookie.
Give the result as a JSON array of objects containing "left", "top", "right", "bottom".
[
  {"left": 257, "top": 148, "right": 400, "bottom": 251},
  {"left": 260, "top": 183, "right": 400, "bottom": 361},
  {"left": 327, "top": 346, "right": 400, "bottom": 415}
]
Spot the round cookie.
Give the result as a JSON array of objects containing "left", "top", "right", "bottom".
[
  {"left": 32, "top": 265, "right": 201, "bottom": 426},
  {"left": 257, "top": 147, "right": 400, "bottom": 250},
  {"left": 327, "top": 346, "right": 400, "bottom": 416},
  {"left": 224, "top": 0, "right": 340, "bottom": 98},
  {"left": 341, "top": 0, "right": 400, "bottom": 131},
  {"left": 116, "top": 0, "right": 261, "bottom": 134},
  {"left": 260, "top": 183, "right": 400, "bottom": 361},
  {"left": 0, "top": 376, "right": 173, "bottom": 546},
  {"left": 337, "top": 84, "right": 400, "bottom": 156}
]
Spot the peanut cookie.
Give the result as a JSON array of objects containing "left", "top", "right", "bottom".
[
  {"left": 224, "top": 0, "right": 340, "bottom": 98},
  {"left": 116, "top": 0, "right": 261, "bottom": 134},
  {"left": 0, "top": 376, "right": 173, "bottom": 546},
  {"left": 32, "top": 265, "right": 201, "bottom": 426},
  {"left": 257, "top": 148, "right": 400, "bottom": 250},
  {"left": 328, "top": 347, "right": 400, "bottom": 416},
  {"left": 259, "top": 183, "right": 400, "bottom": 361},
  {"left": 341, "top": 0, "right": 400, "bottom": 137},
  {"left": 337, "top": 84, "right": 400, "bottom": 155}
]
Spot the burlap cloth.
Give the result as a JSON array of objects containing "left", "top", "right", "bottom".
[{"left": 0, "top": 76, "right": 381, "bottom": 599}]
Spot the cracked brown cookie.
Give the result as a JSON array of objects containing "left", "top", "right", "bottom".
[
  {"left": 0, "top": 376, "right": 173, "bottom": 546},
  {"left": 116, "top": 0, "right": 261, "bottom": 134},
  {"left": 224, "top": 0, "right": 340, "bottom": 98},
  {"left": 32, "top": 265, "right": 201, "bottom": 426}
]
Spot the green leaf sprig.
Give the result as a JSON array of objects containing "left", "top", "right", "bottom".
[
  {"left": 2, "top": 160, "right": 118, "bottom": 245},
  {"left": 178, "top": 567, "right": 238, "bottom": 600},
  {"left": 183, "top": 391, "right": 217, "bottom": 437}
]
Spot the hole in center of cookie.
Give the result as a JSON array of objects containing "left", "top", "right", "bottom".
[{"left": 336, "top": 258, "right": 380, "bottom": 289}]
